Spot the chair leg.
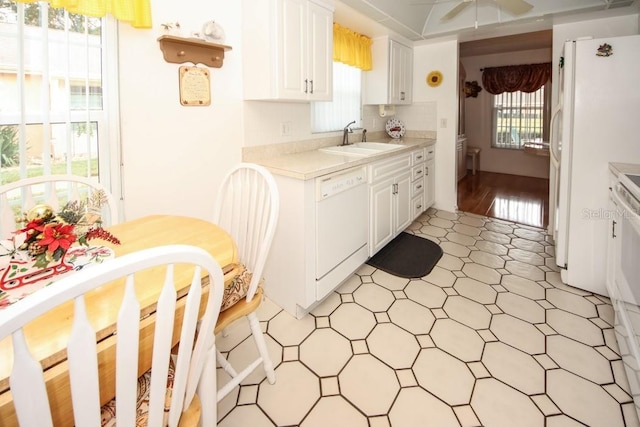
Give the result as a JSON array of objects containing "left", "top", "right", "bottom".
[
  {"left": 248, "top": 312, "right": 276, "bottom": 384},
  {"left": 216, "top": 349, "right": 239, "bottom": 378}
]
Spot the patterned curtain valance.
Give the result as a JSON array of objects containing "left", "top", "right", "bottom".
[
  {"left": 482, "top": 63, "right": 551, "bottom": 94},
  {"left": 14, "top": 0, "right": 152, "bottom": 28},
  {"left": 333, "top": 23, "right": 372, "bottom": 71}
]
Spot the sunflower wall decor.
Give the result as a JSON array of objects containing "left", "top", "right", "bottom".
[{"left": 426, "top": 70, "right": 443, "bottom": 87}]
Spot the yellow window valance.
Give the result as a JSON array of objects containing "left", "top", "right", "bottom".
[
  {"left": 333, "top": 23, "right": 372, "bottom": 71},
  {"left": 14, "top": 0, "right": 152, "bottom": 28}
]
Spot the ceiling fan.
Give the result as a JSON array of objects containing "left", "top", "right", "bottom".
[{"left": 414, "top": 0, "right": 534, "bottom": 21}]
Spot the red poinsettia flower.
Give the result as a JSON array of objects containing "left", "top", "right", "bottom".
[
  {"left": 38, "top": 223, "right": 77, "bottom": 253},
  {"left": 15, "top": 219, "right": 44, "bottom": 235}
]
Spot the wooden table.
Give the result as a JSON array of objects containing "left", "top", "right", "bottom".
[{"left": 0, "top": 215, "right": 237, "bottom": 427}]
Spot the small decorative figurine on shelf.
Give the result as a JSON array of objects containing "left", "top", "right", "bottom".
[
  {"left": 201, "top": 20, "right": 225, "bottom": 44},
  {"left": 160, "top": 21, "right": 182, "bottom": 36}
]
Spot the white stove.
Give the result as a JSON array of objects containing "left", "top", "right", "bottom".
[
  {"left": 618, "top": 173, "right": 640, "bottom": 214},
  {"left": 610, "top": 170, "right": 640, "bottom": 421},
  {"left": 620, "top": 173, "right": 640, "bottom": 201}
]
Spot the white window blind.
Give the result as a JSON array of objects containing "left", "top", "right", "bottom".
[
  {"left": 492, "top": 85, "right": 548, "bottom": 149},
  {"left": 312, "top": 61, "right": 362, "bottom": 133},
  {"left": 0, "top": 1, "right": 118, "bottom": 191}
]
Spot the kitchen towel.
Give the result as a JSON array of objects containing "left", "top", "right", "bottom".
[{"left": 366, "top": 232, "right": 443, "bottom": 279}]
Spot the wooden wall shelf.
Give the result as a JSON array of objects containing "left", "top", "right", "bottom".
[{"left": 157, "top": 35, "right": 232, "bottom": 68}]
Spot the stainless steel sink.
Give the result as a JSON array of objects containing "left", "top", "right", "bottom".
[{"left": 319, "top": 142, "right": 405, "bottom": 157}]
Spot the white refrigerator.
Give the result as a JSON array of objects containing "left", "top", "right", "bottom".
[{"left": 550, "top": 34, "right": 640, "bottom": 296}]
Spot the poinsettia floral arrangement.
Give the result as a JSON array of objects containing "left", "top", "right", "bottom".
[{"left": 14, "top": 189, "right": 120, "bottom": 268}]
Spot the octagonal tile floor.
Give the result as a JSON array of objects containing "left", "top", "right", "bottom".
[{"left": 216, "top": 209, "right": 640, "bottom": 427}]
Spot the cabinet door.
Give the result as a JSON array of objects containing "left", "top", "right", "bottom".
[
  {"left": 399, "top": 42, "right": 413, "bottom": 104},
  {"left": 389, "top": 41, "right": 412, "bottom": 105},
  {"left": 394, "top": 170, "right": 413, "bottom": 233},
  {"left": 425, "top": 158, "right": 435, "bottom": 209},
  {"left": 307, "top": 2, "right": 333, "bottom": 101},
  {"left": 279, "top": 0, "right": 307, "bottom": 100},
  {"left": 370, "top": 177, "right": 395, "bottom": 256}
]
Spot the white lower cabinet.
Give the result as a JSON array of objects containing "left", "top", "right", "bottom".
[
  {"left": 411, "top": 148, "right": 426, "bottom": 220},
  {"left": 425, "top": 147, "right": 436, "bottom": 209},
  {"left": 262, "top": 143, "right": 435, "bottom": 318},
  {"left": 369, "top": 152, "right": 413, "bottom": 256}
]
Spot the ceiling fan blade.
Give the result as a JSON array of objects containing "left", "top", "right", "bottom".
[
  {"left": 494, "top": 0, "right": 533, "bottom": 16},
  {"left": 410, "top": 0, "right": 458, "bottom": 5},
  {"left": 441, "top": 1, "right": 473, "bottom": 21}
]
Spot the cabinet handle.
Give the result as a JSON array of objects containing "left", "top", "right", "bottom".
[
  {"left": 417, "top": 170, "right": 423, "bottom": 176},
  {"left": 416, "top": 204, "right": 422, "bottom": 210},
  {"left": 417, "top": 184, "right": 422, "bottom": 190},
  {"left": 304, "top": 79, "right": 308, "bottom": 93},
  {"left": 310, "top": 80, "right": 314, "bottom": 94},
  {"left": 612, "top": 220, "right": 617, "bottom": 238},
  {"left": 416, "top": 155, "right": 423, "bottom": 160},
  {"left": 426, "top": 167, "right": 429, "bottom": 176},
  {"left": 392, "top": 183, "right": 398, "bottom": 194},
  {"left": 400, "top": 91, "right": 405, "bottom": 101}
]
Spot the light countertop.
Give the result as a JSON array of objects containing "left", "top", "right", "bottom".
[
  {"left": 609, "top": 162, "right": 640, "bottom": 178},
  {"left": 251, "top": 137, "right": 436, "bottom": 180}
]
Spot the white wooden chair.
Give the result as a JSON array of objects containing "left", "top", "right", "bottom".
[
  {"left": 0, "top": 244, "right": 225, "bottom": 427},
  {"left": 212, "top": 163, "right": 280, "bottom": 402},
  {"left": 0, "top": 175, "right": 119, "bottom": 239}
]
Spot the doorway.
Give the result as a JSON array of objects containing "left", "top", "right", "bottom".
[{"left": 457, "top": 31, "right": 552, "bottom": 230}]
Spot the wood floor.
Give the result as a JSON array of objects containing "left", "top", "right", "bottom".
[{"left": 457, "top": 170, "right": 550, "bottom": 229}]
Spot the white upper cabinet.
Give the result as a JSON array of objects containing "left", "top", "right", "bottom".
[
  {"left": 364, "top": 37, "right": 413, "bottom": 105},
  {"left": 243, "top": 0, "right": 333, "bottom": 101}
]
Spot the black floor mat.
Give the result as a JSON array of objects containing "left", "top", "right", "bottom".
[{"left": 366, "top": 232, "right": 443, "bottom": 278}]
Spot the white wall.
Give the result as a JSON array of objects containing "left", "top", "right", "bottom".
[
  {"left": 413, "top": 38, "right": 459, "bottom": 212},
  {"left": 461, "top": 48, "right": 551, "bottom": 179},
  {"left": 114, "top": 3, "right": 637, "bottom": 222},
  {"left": 117, "top": 1, "right": 244, "bottom": 221}
]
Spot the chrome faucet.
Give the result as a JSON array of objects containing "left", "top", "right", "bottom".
[{"left": 342, "top": 120, "right": 356, "bottom": 146}]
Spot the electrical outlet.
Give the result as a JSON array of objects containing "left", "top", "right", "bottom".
[
  {"left": 440, "top": 118, "right": 447, "bottom": 128},
  {"left": 280, "top": 121, "right": 291, "bottom": 136}
]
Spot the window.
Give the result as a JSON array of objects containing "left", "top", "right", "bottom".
[
  {"left": 492, "top": 85, "right": 549, "bottom": 149},
  {"left": 0, "top": 1, "right": 118, "bottom": 194},
  {"left": 311, "top": 61, "right": 362, "bottom": 133}
]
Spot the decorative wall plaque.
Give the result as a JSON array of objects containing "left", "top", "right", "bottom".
[
  {"left": 179, "top": 66, "right": 211, "bottom": 106},
  {"left": 426, "top": 70, "right": 443, "bottom": 87}
]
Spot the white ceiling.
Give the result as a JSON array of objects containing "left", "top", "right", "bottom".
[{"left": 334, "top": 0, "right": 639, "bottom": 42}]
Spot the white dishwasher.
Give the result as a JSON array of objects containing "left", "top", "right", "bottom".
[{"left": 316, "top": 166, "right": 368, "bottom": 292}]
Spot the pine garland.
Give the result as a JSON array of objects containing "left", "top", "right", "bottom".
[{"left": 83, "top": 227, "right": 121, "bottom": 245}]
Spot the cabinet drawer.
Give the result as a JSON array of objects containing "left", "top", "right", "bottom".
[
  {"left": 412, "top": 163, "right": 425, "bottom": 181},
  {"left": 412, "top": 179, "right": 424, "bottom": 198},
  {"left": 426, "top": 147, "right": 435, "bottom": 160},
  {"left": 412, "top": 148, "right": 426, "bottom": 165},
  {"left": 412, "top": 194, "right": 425, "bottom": 219},
  {"left": 369, "top": 153, "right": 412, "bottom": 182}
]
